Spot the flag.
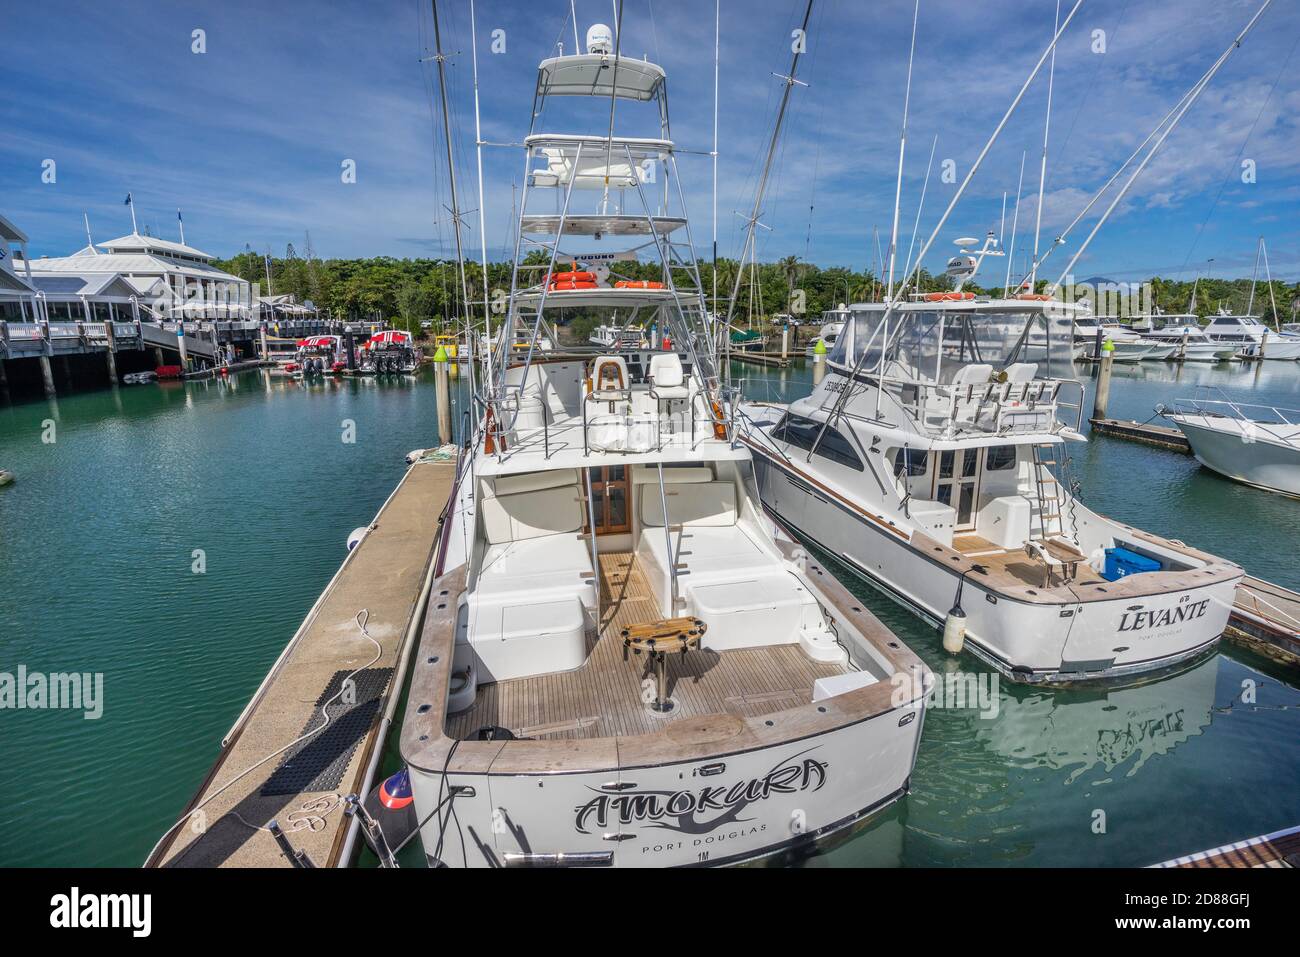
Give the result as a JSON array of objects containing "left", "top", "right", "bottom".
[
  {"left": 177, "top": 209, "right": 182, "bottom": 222},
  {"left": 124, "top": 193, "right": 132, "bottom": 205}
]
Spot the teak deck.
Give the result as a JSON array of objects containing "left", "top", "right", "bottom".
[
  {"left": 1156, "top": 824, "right": 1300, "bottom": 868},
  {"left": 147, "top": 460, "right": 456, "bottom": 868},
  {"left": 446, "top": 553, "right": 845, "bottom": 740}
]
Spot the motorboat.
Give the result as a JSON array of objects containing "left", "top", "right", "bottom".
[
  {"left": 122, "top": 370, "right": 157, "bottom": 385},
  {"left": 360, "top": 329, "right": 421, "bottom": 374},
  {"left": 739, "top": 295, "right": 1243, "bottom": 684},
  {"left": 1072, "top": 316, "right": 1160, "bottom": 362},
  {"left": 1132, "top": 312, "right": 1236, "bottom": 361},
  {"left": 1162, "top": 397, "right": 1300, "bottom": 497},
  {"left": 397, "top": 22, "right": 930, "bottom": 868},
  {"left": 1204, "top": 308, "right": 1300, "bottom": 360},
  {"left": 589, "top": 322, "right": 645, "bottom": 350},
  {"left": 293, "top": 335, "right": 343, "bottom": 376},
  {"left": 806, "top": 307, "right": 850, "bottom": 357}
]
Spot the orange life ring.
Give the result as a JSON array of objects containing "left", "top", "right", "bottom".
[
  {"left": 923, "top": 292, "right": 976, "bottom": 302},
  {"left": 548, "top": 281, "right": 598, "bottom": 290}
]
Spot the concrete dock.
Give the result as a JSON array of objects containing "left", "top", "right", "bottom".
[
  {"left": 1227, "top": 576, "right": 1300, "bottom": 667},
  {"left": 147, "top": 458, "right": 457, "bottom": 868},
  {"left": 1089, "top": 417, "right": 1192, "bottom": 452}
]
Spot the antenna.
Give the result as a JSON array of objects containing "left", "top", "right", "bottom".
[
  {"left": 886, "top": 0, "right": 921, "bottom": 302},
  {"left": 1029, "top": 0, "right": 1060, "bottom": 291},
  {"left": 83, "top": 212, "right": 97, "bottom": 254}
]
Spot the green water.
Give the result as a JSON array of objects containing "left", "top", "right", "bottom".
[{"left": 0, "top": 360, "right": 1296, "bottom": 867}]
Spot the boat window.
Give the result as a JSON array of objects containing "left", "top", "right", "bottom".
[
  {"left": 773, "top": 415, "right": 864, "bottom": 471},
  {"left": 1216, "top": 316, "right": 1239, "bottom": 326},
  {"left": 891, "top": 447, "right": 928, "bottom": 477},
  {"left": 985, "top": 446, "right": 1017, "bottom": 471}
]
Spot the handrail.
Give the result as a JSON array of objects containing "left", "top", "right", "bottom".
[{"left": 655, "top": 462, "right": 678, "bottom": 612}]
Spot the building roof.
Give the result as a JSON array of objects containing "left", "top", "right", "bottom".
[
  {"left": 98, "top": 232, "right": 213, "bottom": 261},
  {"left": 27, "top": 272, "right": 141, "bottom": 300},
  {"left": 0, "top": 213, "right": 30, "bottom": 245},
  {"left": 20, "top": 251, "right": 245, "bottom": 284}
]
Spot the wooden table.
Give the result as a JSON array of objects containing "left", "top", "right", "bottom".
[{"left": 620, "top": 616, "right": 707, "bottom": 713}]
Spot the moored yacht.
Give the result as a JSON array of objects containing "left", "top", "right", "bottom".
[
  {"left": 1072, "top": 316, "right": 1160, "bottom": 362},
  {"left": 291, "top": 334, "right": 342, "bottom": 375},
  {"left": 1163, "top": 397, "right": 1300, "bottom": 497},
  {"left": 806, "top": 306, "right": 850, "bottom": 357},
  {"left": 397, "top": 22, "right": 930, "bottom": 868},
  {"left": 1133, "top": 311, "right": 1236, "bottom": 361},
  {"left": 1204, "top": 308, "right": 1300, "bottom": 360},
  {"left": 739, "top": 295, "right": 1243, "bottom": 684}
]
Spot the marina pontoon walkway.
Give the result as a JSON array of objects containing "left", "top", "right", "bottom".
[
  {"left": 148, "top": 459, "right": 457, "bottom": 868},
  {"left": 446, "top": 552, "right": 846, "bottom": 740}
]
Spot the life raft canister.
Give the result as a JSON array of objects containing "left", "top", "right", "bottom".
[
  {"left": 923, "top": 292, "right": 976, "bottom": 302},
  {"left": 549, "top": 270, "right": 596, "bottom": 283}
]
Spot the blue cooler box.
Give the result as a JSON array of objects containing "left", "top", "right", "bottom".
[{"left": 1103, "top": 546, "right": 1162, "bottom": 582}]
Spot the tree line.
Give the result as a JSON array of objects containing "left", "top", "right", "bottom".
[{"left": 214, "top": 251, "right": 1300, "bottom": 334}]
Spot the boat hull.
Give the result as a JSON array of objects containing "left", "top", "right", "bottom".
[
  {"left": 749, "top": 452, "right": 1235, "bottom": 684},
  {"left": 1174, "top": 416, "right": 1300, "bottom": 497},
  {"left": 406, "top": 698, "right": 924, "bottom": 868}
]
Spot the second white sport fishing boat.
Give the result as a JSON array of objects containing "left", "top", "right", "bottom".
[
  {"left": 1163, "top": 396, "right": 1300, "bottom": 497},
  {"left": 398, "top": 19, "right": 929, "bottom": 868},
  {"left": 740, "top": 296, "right": 1244, "bottom": 683}
]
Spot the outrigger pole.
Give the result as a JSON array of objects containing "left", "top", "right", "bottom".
[
  {"left": 806, "top": 0, "right": 1085, "bottom": 462},
  {"left": 1029, "top": 0, "right": 1060, "bottom": 292},
  {"left": 712, "top": 0, "right": 720, "bottom": 317},
  {"left": 1045, "top": 0, "right": 1274, "bottom": 295},
  {"left": 885, "top": 0, "right": 920, "bottom": 302},
  {"left": 722, "top": 0, "right": 815, "bottom": 383}
]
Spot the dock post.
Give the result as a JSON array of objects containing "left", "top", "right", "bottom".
[
  {"left": 1259, "top": 330, "right": 1268, "bottom": 361},
  {"left": 434, "top": 346, "right": 451, "bottom": 446},
  {"left": 154, "top": 347, "right": 166, "bottom": 367},
  {"left": 1179, "top": 330, "right": 1188, "bottom": 361},
  {"left": 812, "top": 337, "right": 826, "bottom": 386},
  {"left": 177, "top": 321, "right": 189, "bottom": 370},
  {"left": 781, "top": 323, "right": 789, "bottom": 360},
  {"left": 104, "top": 318, "right": 118, "bottom": 384},
  {"left": 260, "top": 322, "right": 269, "bottom": 362},
  {"left": 39, "top": 356, "right": 56, "bottom": 396},
  {"left": 1092, "top": 340, "right": 1114, "bottom": 420}
]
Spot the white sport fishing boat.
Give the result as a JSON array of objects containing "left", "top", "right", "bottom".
[
  {"left": 1072, "top": 316, "right": 1161, "bottom": 362},
  {"left": 399, "top": 21, "right": 929, "bottom": 868},
  {"left": 1162, "top": 396, "right": 1300, "bottom": 497},
  {"left": 806, "top": 307, "right": 850, "bottom": 357},
  {"left": 739, "top": 295, "right": 1244, "bottom": 683},
  {"left": 1133, "top": 311, "right": 1236, "bottom": 362}
]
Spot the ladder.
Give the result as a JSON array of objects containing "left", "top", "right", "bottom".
[{"left": 1031, "top": 443, "right": 1066, "bottom": 540}]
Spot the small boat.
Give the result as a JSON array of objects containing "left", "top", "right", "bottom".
[
  {"left": 360, "top": 330, "right": 421, "bottom": 374},
  {"left": 1163, "top": 398, "right": 1300, "bottom": 497},
  {"left": 728, "top": 327, "right": 767, "bottom": 352},
  {"left": 805, "top": 308, "right": 850, "bottom": 357},
  {"left": 122, "top": 370, "right": 157, "bottom": 385},
  {"left": 0, "top": 469, "right": 14, "bottom": 487},
  {"left": 295, "top": 335, "right": 344, "bottom": 376},
  {"left": 589, "top": 323, "right": 644, "bottom": 350},
  {"left": 1073, "top": 317, "right": 1157, "bottom": 362}
]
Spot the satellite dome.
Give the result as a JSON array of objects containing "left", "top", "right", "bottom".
[{"left": 586, "top": 23, "right": 614, "bottom": 55}]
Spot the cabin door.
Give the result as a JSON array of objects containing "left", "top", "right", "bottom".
[
  {"left": 933, "top": 449, "right": 981, "bottom": 532},
  {"left": 585, "top": 466, "right": 630, "bottom": 536}
]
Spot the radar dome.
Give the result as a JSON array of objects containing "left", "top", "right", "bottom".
[{"left": 586, "top": 23, "right": 614, "bottom": 55}]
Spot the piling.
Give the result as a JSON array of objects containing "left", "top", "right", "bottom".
[
  {"left": 1092, "top": 340, "right": 1114, "bottom": 420},
  {"left": 155, "top": 347, "right": 166, "bottom": 367},
  {"left": 177, "top": 322, "right": 190, "bottom": 370},
  {"left": 781, "top": 323, "right": 789, "bottom": 360},
  {"left": 1259, "top": 330, "right": 1268, "bottom": 361},
  {"left": 813, "top": 337, "right": 827, "bottom": 385},
  {"left": 38, "top": 356, "right": 56, "bottom": 397},
  {"left": 260, "top": 323, "right": 270, "bottom": 362},
  {"left": 103, "top": 319, "right": 118, "bottom": 383},
  {"left": 344, "top": 330, "right": 357, "bottom": 371},
  {"left": 434, "top": 346, "right": 452, "bottom": 445}
]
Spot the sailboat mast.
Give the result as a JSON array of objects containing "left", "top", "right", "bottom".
[
  {"left": 469, "top": 0, "right": 493, "bottom": 388},
  {"left": 886, "top": 0, "right": 920, "bottom": 302},
  {"left": 430, "top": 0, "right": 475, "bottom": 387}
]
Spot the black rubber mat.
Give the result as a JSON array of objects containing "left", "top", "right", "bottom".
[{"left": 260, "top": 667, "right": 393, "bottom": 796}]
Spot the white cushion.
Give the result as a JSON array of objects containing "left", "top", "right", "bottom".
[
  {"left": 490, "top": 469, "right": 579, "bottom": 497},
  {"left": 481, "top": 485, "right": 584, "bottom": 544},
  {"left": 632, "top": 466, "right": 713, "bottom": 485},
  {"left": 1004, "top": 362, "right": 1038, "bottom": 383},
  {"left": 640, "top": 481, "right": 735, "bottom": 527},
  {"left": 951, "top": 363, "right": 993, "bottom": 386},
  {"left": 590, "top": 356, "right": 630, "bottom": 393},
  {"left": 648, "top": 353, "right": 684, "bottom": 388}
]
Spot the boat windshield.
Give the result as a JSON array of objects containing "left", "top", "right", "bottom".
[{"left": 829, "top": 307, "right": 1074, "bottom": 383}]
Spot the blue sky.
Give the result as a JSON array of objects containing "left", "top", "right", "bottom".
[{"left": 4, "top": 0, "right": 1298, "bottom": 282}]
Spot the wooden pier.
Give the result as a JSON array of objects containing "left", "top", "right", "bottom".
[
  {"left": 147, "top": 457, "right": 457, "bottom": 868},
  {"left": 730, "top": 351, "right": 792, "bottom": 368},
  {"left": 1154, "top": 824, "right": 1300, "bottom": 868},
  {"left": 1227, "top": 576, "right": 1300, "bottom": 667},
  {"left": 1089, "top": 417, "right": 1192, "bottom": 453}
]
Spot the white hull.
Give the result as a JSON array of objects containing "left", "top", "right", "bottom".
[
  {"left": 407, "top": 702, "right": 923, "bottom": 868},
  {"left": 750, "top": 453, "right": 1234, "bottom": 683},
  {"left": 1173, "top": 415, "right": 1300, "bottom": 497}
]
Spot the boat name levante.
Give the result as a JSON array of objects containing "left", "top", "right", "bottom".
[{"left": 1117, "top": 599, "right": 1211, "bottom": 633}]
